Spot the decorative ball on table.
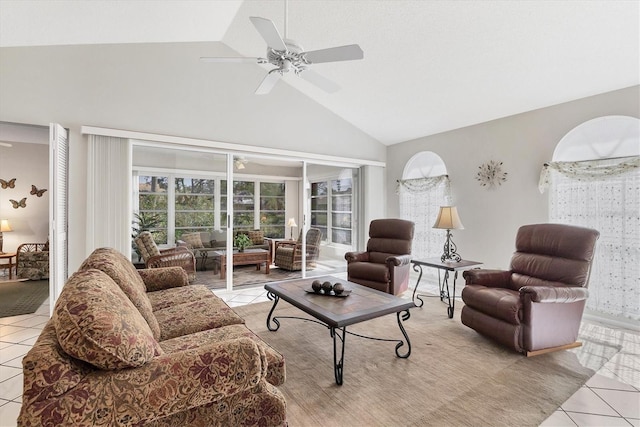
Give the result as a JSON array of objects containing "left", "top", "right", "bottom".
[
  {"left": 333, "top": 283, "right": 344, "bottom": 295},
  {"left": 311, "top": 280, "right": 322, "bottom": 293},
  {"left": 322, "top": 281, "right": 333, "bottom": 294}
]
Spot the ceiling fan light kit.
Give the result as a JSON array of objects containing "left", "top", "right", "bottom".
[{"left": 201, "top": 13, "right": 363, "bottom": 95}]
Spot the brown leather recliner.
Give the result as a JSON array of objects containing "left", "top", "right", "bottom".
[
  {"left": 461, "top": 223, "right": 599, "bottom": 356},
  {"left": 345, "top": 219, "right": 415, "bottom": 295}
]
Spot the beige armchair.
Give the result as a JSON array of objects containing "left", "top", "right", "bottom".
[
  {"left": 274, "top": 228, "right": 322, "bottom": 271},
  {"left": 134, "top": 231, "right": 196, "bottom": 281},
  {"left": 17, "top": 241, "right": 50, "bottom": 280}
]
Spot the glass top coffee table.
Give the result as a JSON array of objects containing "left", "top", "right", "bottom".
[{"left": 264, "top": 276, "right": 415, "bottom": 385}]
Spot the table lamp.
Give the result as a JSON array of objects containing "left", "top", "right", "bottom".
[
  {"left": 0, "top": 219, "right": 12, "bottom": 254},
  {"left": 433, "top": 206, "right": 464, "bottom": 262},
  {"left": 287, "top": 218, "right": 297, "bottom": 240}
]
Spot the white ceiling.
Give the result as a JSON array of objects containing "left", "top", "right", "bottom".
[{"left": 1, "top": 0, "right": 638, "bottom": 146}]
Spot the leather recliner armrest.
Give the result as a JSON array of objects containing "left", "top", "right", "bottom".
[
  {"left": 462, "top": 269, "right": 511, "bottom": 288},
  {"left": 385, "top": 254, "right": 412, "bottom": 267},
  {"left": 345, "top": 251, "right": 369, "bottom": 263},
  {"left": 520, "top": 286, "right": 588, "bottom": 303}
]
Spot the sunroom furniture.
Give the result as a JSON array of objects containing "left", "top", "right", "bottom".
[
  {"left": 274, "top": 228, "right": 322, "bottom": 271},
  {"left": 134, "top": 231, "right": 196, "bottom": 281},
  {"left": 0, "top": 252, "right": 17, "bottom": 280},
  {"left": 16, "top": 242, "right": 50, "bottom": 280},
  {"left": 461, "top": 223, "right": 599, "bottom": 356},
  {"left": 212, "top": 248, "right": 270, "bottom": 279},
  {"left": 177, "top": 229, "right": 269, "bottom": 270},
  {"left": 345, "top": 218, "right": 415, "bottom": 295},
  {"left": 19, "top": 247, "right": 287, "bottom": 426}
]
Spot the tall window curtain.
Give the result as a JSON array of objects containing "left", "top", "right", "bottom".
[
  {"left": 397, "top": 175, "right": 451, "bottom": 260},
  {"left": 87, "top": 135, "right": 132, "bottom": 256},
  {"left": 540, "top": 156, "right": 640, "bottom": 322}
]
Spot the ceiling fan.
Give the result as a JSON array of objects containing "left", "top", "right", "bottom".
[
  {"left": 0, "top": 142, "right": 12, "bottom": 148},
  {"left": 200, "top": 10, "right": 364, "bottom": 95}
]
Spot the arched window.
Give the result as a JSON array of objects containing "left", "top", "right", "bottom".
[
  {"left": 540, "top": 116, "right": 640, "bottom": 323},
  {"left": 397, "top": 152, "right": 450, "bottom": 260}
]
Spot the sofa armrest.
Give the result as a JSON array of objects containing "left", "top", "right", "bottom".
[
  {"left": 462, "top": 269, "right": 511, "bottom": 288},
  {"left": 138, "top": 267, "right": 189, "bottom": 292},
  {"left": 345, "top": 251, "right": 369, "bottom": 263},
  {"left": 520, "top": 286, "right": 589, "bottom": 303},
  {"left": 86, "top": 337, "right": 268, "bottom": 425},
  {"left": 385, "top": 254, "right": 412, "bottom": 267}
]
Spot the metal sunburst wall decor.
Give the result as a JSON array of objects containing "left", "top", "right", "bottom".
[{"left": 476, "top": 160, "right": 508, "bottom": 189}]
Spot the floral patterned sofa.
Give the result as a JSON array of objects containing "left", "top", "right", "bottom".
[{"left": 18, "top": 247, "right": 286, "bottom": 427}]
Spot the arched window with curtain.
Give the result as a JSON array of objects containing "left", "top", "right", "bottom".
[
  {"left": 397, "top": 151, "right": 451, "bottom": 261},
  {"left": 539, "top": 116, "right": 640, "bottom": 324}
]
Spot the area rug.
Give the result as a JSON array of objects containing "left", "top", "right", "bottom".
[
  {"left": 0, "top": 280, "right": 49, "bottom": 318},
  {"left": 234, "top": 297, "right": 621, "bottom": 427},
  {"left": 194, "top": 263, "right": 346, "bottom": 290}
]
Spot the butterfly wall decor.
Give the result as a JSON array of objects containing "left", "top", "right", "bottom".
[
  {"left": 0, "top": 178, "right": 16, "bottom": 189},
  {"left": 10, "top": 197, "right": 27, "bottom": 209},
  {"left": 30, "top": 185, "right": 47, "bottom": 197}
]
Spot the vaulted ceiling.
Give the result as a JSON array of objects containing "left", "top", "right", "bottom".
[{"left": 1, "top": 0, "right": 638, "bottom": 145}]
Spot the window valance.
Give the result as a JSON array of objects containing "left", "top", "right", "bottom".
[
  {"left": 396, "top": 175, "right": 450, "bottom": 195},
  {"left": 538, "top": 156, "right": 640, "bottom": 193}
]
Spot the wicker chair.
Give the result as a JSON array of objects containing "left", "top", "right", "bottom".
[
  {"left": 134, "top": 231, "right": 196, "bottom": 281},
  {"left": 274, "top": 228, "right": 322, "bottom": 271},
  {"left": 16, "top": 242, "right": 50, "bottom": 280}
]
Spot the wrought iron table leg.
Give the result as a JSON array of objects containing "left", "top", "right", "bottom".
[
  {"left": 444, "top": 271, "right": 459, "bottom": 319},
  {"left": 331, "top": 327, "right": 346, "bottom": 386},
  {"left": 395, "top": 309, "right": 412, "bottom": 358},
  {"left": 266, "top": 291, "right": 281, "bottom": 331},
  {"left": 411, "top": 263, "right": 424, "bottom": 307}
]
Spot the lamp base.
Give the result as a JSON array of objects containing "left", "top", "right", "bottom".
[{"left": 440, "top": 229, "right": 462, "bottom": 263}]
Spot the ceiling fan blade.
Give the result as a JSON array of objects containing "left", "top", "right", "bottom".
[
  {"left": 255, "top": 71, "right": 281, "bottom": 95},
  {"left": 250, "top": 16, "right": 287, "bottom": 51},
  {"left": 303, "top": 44, "right": 364, "bottom": 64},
  {"left": 200, "top": 57, "right": 261, "bottom": 63},
  {"left": 0, "top": 142, "right": 12, "bottom": 147},
  {"left": 299, "top": 70, "right": 340, "bottom": 93}
]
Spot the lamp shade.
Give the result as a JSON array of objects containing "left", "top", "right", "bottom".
[
  {"left": 433, "top": 206, "right": 464, "bottom": 230},
  {"left": 287, "top": 218, "right": 297, "bottom": 227},
  {"left": 0, "top": 219, "right": 12, "bottom": 232}
]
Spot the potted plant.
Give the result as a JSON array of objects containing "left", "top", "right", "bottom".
[{"left": 234, "top": 233, "right": 251, "bottom": 252}]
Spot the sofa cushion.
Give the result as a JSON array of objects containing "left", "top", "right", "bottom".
[
  {"left": 79, "top": 247, "right": 161, "bottom": 339},
  {"left": 154, "top": 298, "right": 245, "bottom": 341},
  {"left": 181, "top": 232, "right": 204, "bottom": 249},
  {"left": 53, "top": 269, "right": 162, "bottom": 370},
  {"left": 159, "top": 324, "right": 286, "bottom": 387},
  {"left": 147, "top": 284, "right": 215, "bottom": 311},
  {"left": 248, "top": 230, "right": 264, "bottom": 245}
]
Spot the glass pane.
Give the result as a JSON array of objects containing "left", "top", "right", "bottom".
[
  {"left": 139, "top": 176, "right": 169, "bottom": 193},
  {"left": 175, "top": 194, "right": 214, "bottom": 210},
  {"left": 175, "top": 212, "right": 215, "bottom": 228},
  {"left": 311, "top": 212, "right": 327, "bottom": 226},
  {"left": 332, "top": 178, "right": 352, "bottom": 194},
  {"left": 332, "top": 229, "right": 351, "bottom": 245},
  {"left": 311, "top": 196, "right": 327, "bottom": 210},
  {"left": 311, "top": 182, "right": 327, "bottom": 196},
  {"left": 332, "top": 195, "right": 351, "bottom": 211},
  {"left": 139, "top": 194, "right": 167, "bottom": 210}
]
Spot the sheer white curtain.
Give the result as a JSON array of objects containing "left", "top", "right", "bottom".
[
  {"left": 541, "top": 156, "right": 640, "bottom": 321},
  {"left": 397, "top": 175, "right": 451, "bottom": 260}
]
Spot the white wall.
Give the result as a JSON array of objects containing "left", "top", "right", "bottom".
[
  {"left": 0, "top": 142, "right": 49, "bottom": 252},
  {"left": 386, "top": 85, "right": 640, "bottom": 269}
]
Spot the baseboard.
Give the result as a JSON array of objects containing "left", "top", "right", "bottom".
[{"left": 526, "top": 341, "right": 582, "bottom": 357}]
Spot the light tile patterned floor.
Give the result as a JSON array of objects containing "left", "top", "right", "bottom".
[{"left": 0, "top": 277, "right": 638, "bottom": 427}]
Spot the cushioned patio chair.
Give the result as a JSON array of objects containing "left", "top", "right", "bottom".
[
  {"left": 16, "top": 241, "right": 50, "bottom": 280},
  {"left": 274, "top": 228, "right": 322, "bottom": 271},
  {"left": 461, "top": 223, "right": 599, "bottom": 356},
  {"left": 344, "top": 218, "right": 415, "bottom": 295},
  {"left": 134, "top": 231, "right": 196, "bottom": 281}
]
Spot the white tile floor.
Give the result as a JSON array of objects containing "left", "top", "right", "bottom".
[{"left": 1, "top": 278, "right": 638, "bottom": 427}]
